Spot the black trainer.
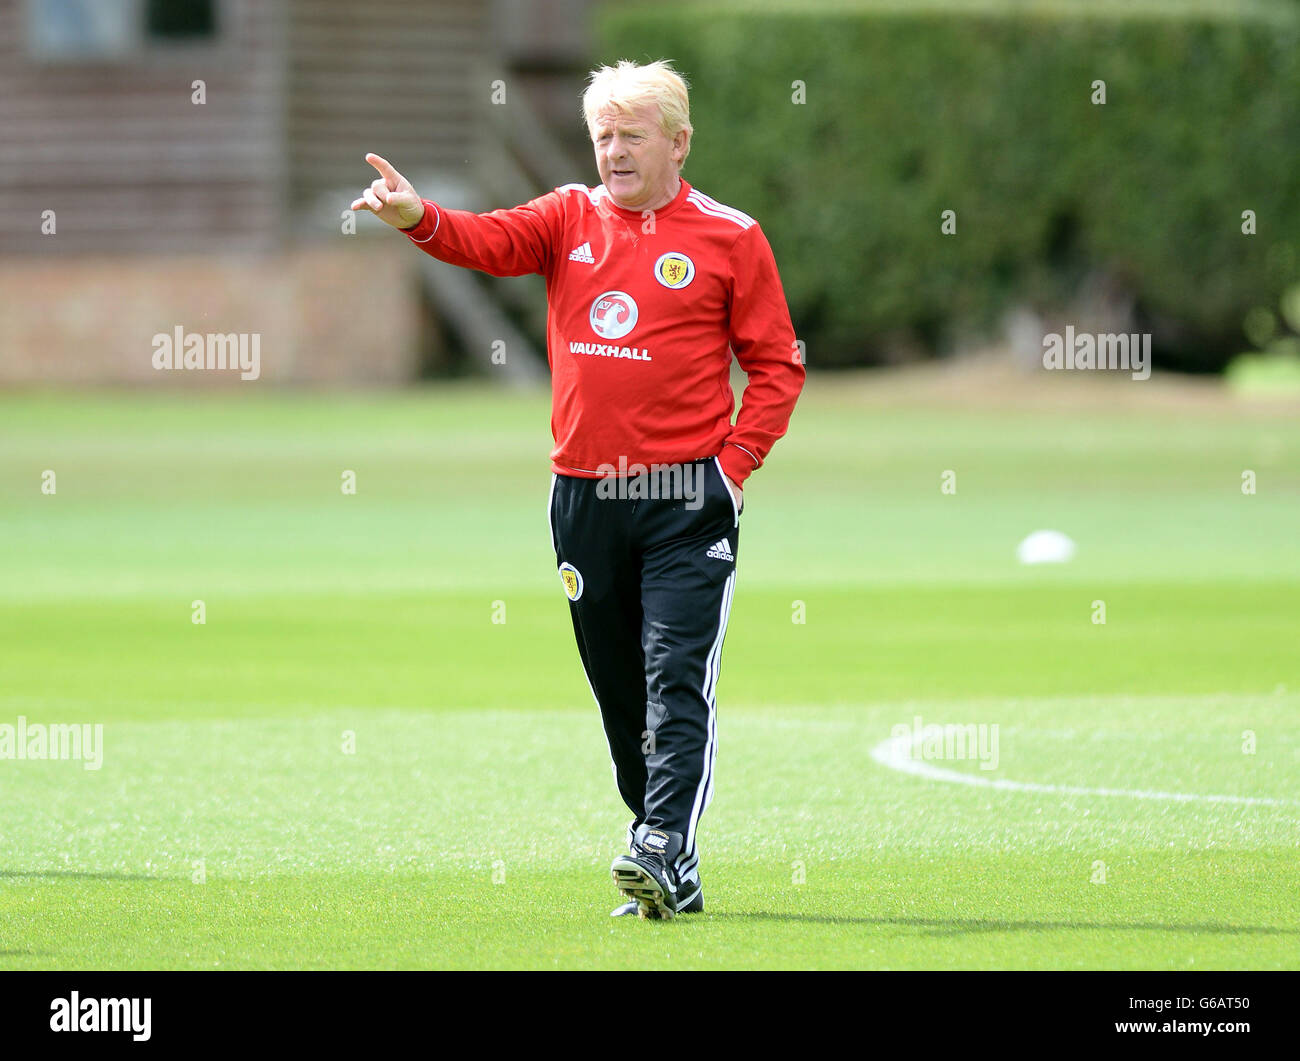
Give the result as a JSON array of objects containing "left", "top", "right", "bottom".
[{"left": 610, "top": 825, "right": 685, "bottom": 920}]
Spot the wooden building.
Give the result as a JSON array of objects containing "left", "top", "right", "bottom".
[{"left": 0, "top": 0, "right": 593, "bottom": 383}]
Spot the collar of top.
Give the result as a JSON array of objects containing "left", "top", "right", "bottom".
[{"left": 599, "top": 178, "right": 692, "bottom": 222}]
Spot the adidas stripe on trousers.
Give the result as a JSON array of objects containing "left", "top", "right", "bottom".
[{"left": 548, "top": 456, "right": 739, "bottom": 889}]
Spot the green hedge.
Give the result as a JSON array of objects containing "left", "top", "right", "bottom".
[{"left": 598, "top": 1, "right": 1300, "bottom": 370}]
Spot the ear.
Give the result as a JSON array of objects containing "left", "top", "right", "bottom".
[{"left": 671, "top": 127, "right": 690, "bottom": 166}]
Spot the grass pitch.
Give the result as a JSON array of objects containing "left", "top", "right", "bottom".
[{"left": 0, "top": 369, "right": 1297, "bottom": 969}]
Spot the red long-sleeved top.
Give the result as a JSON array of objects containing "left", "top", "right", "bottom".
[{"left": 400, "top": 178, "right": 803, "bottom": 486}]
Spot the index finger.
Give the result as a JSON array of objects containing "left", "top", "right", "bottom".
[{"left": 365, "top": 152, "right": 400, "bottom": 191}]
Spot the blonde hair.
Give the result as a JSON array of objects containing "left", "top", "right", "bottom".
[{"left": 582, "top": 59, "right": 693, "bottom": 165}]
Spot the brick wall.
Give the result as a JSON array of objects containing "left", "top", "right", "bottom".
[{"left": 0, "top": 242, "right": 421, "bottom": 384}]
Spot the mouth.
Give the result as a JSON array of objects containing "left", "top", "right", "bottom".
[{"left": 611, "top": 170, "right": 635, "bottom": 179}]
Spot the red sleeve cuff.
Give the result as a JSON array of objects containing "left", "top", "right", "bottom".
[
  {"left": 718, "top": 443, "right": 760, "bottom": 487},
  {"left": 400, "top": 200, "right": 440, "bottom": 243}
]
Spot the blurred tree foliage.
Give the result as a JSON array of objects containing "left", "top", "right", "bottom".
[{"left": 599, "top": 1, "right": 1300, "bottom": 372}]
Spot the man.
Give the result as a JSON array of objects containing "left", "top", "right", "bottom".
[{"left": 352, "top": 59, "right": 803, "bottom": 919}]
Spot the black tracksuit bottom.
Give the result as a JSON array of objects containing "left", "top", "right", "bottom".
[{"left": 548, "top": 456, "right": 740, "bottom": 890}]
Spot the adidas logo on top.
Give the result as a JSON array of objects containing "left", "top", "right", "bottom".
[
  {"left": 568, "top": 241, "right": 595, "bottom": 264},
  {"left": 706, "top": 538, "right": 733, "bottom": 562}
]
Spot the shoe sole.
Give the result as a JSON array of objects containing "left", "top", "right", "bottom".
[
  {"left": 611, "top": 858, "right": 676, "bottom": 920},
  {"left": 612, "top": 891, "right": 703, "bottom": 918}
]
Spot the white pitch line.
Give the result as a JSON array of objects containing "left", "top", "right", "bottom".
[{"left": 870, "top": 733, "right": 1296, "bottom": 807}]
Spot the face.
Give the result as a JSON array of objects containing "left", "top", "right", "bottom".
[{"left": 590, "top": 101, "right": 688, "bottom": 212}]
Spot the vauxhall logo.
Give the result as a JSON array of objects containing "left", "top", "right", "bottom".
[
  {"left": 589, "top": 291, "right": 638, "bottom": 340},
  {"left": 576, "top": 291, "right": 650, "bottom": 360}
]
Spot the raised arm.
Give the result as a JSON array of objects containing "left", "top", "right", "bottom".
[{"left": 351, "top": 153, "right": 560, "bottom": 278}]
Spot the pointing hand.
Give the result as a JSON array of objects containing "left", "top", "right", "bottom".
[{"left": 349, "top": 153, "right": 425, "bottom": 230}]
